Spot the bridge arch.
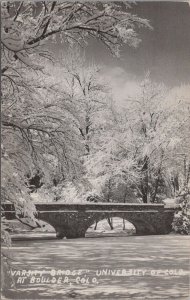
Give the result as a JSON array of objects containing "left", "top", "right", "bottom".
[
  {"left": 85, "top": 213, "right": 156, "bottom": 237},
  {"left": 86, "top": 216, "right": 136, "bottom": 235},
  {"left": 37, "top": 211, "right": 158, "bottom": 239}
]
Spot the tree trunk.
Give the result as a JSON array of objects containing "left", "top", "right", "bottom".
[
  {"left": 94, "top": 221, "right": 98, "bottom": 230},
  {"left": 123, "top": 188, "right": 127, "bottom": 229},
  {"left": 152, "top": 177, "right": 159, "bottom": 203},
  {"left": 123, "top": 219, "right": 125, "bottom": 230},
  {"left": 152, "top": 151, "right": 164, "bottom": 202},
  {"left": 141, "top": 156, "right": 149, "bottom": 203},
  {"left": 186, "top": 164, "right": 190, "bottom": 187},
  {"left": 107, "top": 217, "right": 114, "bottom": 230}
]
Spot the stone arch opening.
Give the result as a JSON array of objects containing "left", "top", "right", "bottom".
[
  {"left": 85, "top": 212, "right": 157, "bottom": 237},
  {"left": 86, "top": 217, "right": 136, "bottom": 237}
]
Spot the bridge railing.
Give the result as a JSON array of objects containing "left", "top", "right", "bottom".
[{"left": 2, "top": 202, "right": 167, "bottom": 212}]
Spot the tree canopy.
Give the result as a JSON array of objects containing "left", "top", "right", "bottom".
[
  {"left": 1, "top": 1, "right": 150, "bottom": 212},
  {"left": 2, "top": 1, "right": 189, "bottom": 230}
]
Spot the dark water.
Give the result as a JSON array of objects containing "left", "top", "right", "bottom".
[{"left": 2, "top": 234, "right": 190, "bottom": 300}]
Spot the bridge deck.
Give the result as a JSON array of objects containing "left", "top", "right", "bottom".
[{"left": 2, "top": 202, "right": 167, "bottom": 211}]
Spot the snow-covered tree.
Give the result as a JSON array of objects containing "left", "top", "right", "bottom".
[
  {"left": 2, "top": 67, "right": 84, "bottom": 199},
  {"left": 57, "top": 48, "right": 111, "bottom": 155},
  {"left": 172, "top": 194, "right": 190, "bottom": 235},
  {"left": 84, "top": 75, "right": 190, "bottom": 204},
  {"left": 1, "top": 1, "right": 150, "bottom": 66},
  {"left": 1, "top": 0, "right": 150, "bottom": 198}
]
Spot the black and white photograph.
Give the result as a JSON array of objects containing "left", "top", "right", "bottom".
[{"left": 1, "top": 0, "right": 190, "bottom": 299}]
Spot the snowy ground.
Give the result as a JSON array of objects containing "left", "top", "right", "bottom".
[{"left": 2, "top": 233, "right": 190, "bottom": 299}]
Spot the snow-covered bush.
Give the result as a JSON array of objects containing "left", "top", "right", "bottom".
[{"left": 172, "top": 195, "right": 190, "bottom": 234}]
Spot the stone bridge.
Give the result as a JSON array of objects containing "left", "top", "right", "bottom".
[{"left": 2, "top": 203, "right": 175, "bottom": 239}]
